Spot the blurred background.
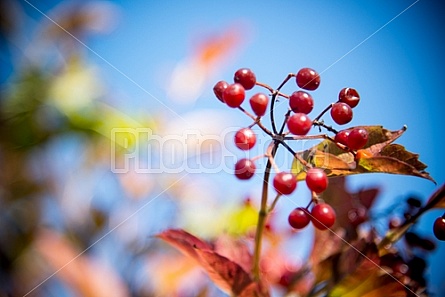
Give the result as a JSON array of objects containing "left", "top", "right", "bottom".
[{"left": 1, "top": 0, "right": 444, "bottom": 296}]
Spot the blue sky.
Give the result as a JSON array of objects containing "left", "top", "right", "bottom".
[
  {"left": 90, "top": 0, "right": 445, "bottom": 293},
  {"left": 4, "top": 0, "right": 445, "bottom": 295}
]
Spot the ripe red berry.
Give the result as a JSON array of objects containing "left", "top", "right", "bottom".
[
  {"left": 249, "top": 93, "right": 269, "bottom": 116},
  {"left": 234, "top": 158, "right": 256, "bottom": 180},
  {"left": 339, "top": 87, "right": 360, "bottom": 108},
  {"left": 223, "top": 83, "right": 245, "bottom": 108},
  {"left": 296, "top": 68, "right": 320, "bottom": 91},
  {"left": 347, "top": 206, "right": 368, "bottom": 227},
  {"left": 234, "top": 68, "right": 256, "bottom": 90},
  {"left": 311, "top": 203, "right": 336, "bottom": 230},
  {"left": 330, "top": 102, "right": 353, "bottom": 125},
  {"left": 289, "top": 91, "right": 314, "bottom": 114},
  {"left": 334, "top": 129, "right": 350, "bottom": 146},
  {"left": 287, "top": 113, "right": 312, "bottom": 135},
  {"left": 213, "top": 80, "right": 229, "bottom": 102},
  {"left": 273, "top": 172, "right": 297, "bottom": 195},
  {"left": 305, "top": 168, "right": 328, "bottom": 193},
  {"left": 348, "top": 128, "right": 368, "bottom": 150},
  {"left": 234, "top": 128, "right": 256, "bottom": 150},
  {"left": 433, "top": 216, "right": 445, "bottom": 241},
  {"left": 288, "top": 207, "right": 311, "bottom": 229}
]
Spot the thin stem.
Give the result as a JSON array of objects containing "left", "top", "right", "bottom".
[
  {"left": 283, "top": 133, "right": 330, "bottom": 141},
  {"left": 238, "top": 106, "right": 274, "bottom": 136},
  {"left": 278, "top": 109, "right": 292, "bottom": 135},
  {"left": 255, "top": 82, "right": 289, "bottom": 98},
  {"left": 270, "top": 91, "right": 279, "bottom": 134},
  {"left": 252, "top": 142, "right": 278, "bottom": 281},
  {"left": 314, "top": 103, "right": 334, "bottom": 122},
  {"left": 268, "top": 194, "right": 282, "bottom": 213},
  {"left": 312, "top": 120, "right": 339, "bottom": 134},
  {"left": 278, "top": 140, "right": 311, "bottom": 168},
  {"left": 270, "top": 74, "right": 295, "bottom": 135}
]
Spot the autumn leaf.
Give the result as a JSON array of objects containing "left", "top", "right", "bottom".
[
  {"left": 195, "top": 248, "right": 253, "bottom": 295},
  {"left": 156, "top": 229, "right": 213, "bottom": 263},
  {"left": 291, "top": 125, "right": 433, "bottom": 182},
  {"left": 238, "top": 282, "right": 270, "bottom": 297},
  {"left": 328, "top": 255, "right": 408, "bottom": 297},
  {"left": 157, "top": 229, "right": 269, "bottom": 296}
]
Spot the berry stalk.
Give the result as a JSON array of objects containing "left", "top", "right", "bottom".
[{"left": 252, "top": 142, "right": 278, "bottom": 281}]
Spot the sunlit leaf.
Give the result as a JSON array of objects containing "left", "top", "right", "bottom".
[
  {"left": 328, "top": 257, "right": 407, "bottom": 297},
  {"left": 156, "top": 229, "right": 213, "bottom": 263},
  {"left": 157, "top": 229, "right": 263, "bottom": 295},
  {"left": 291, "top": 126, "right": 433, "bottom": 182}
]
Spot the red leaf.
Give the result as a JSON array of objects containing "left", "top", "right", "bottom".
[
  {"left": 195, "top": 248, "right": 253, "bottom": 295},
  {"left": 156, "top": 229, "right": 212, "bottom": 263}
]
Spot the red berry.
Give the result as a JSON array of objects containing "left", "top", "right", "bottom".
[
  {"left": 348, "top": 128, "right": 368, "bottom": 150},
  {"left": 213, "top": 80, "right": 228, "bottom": 102},
  {"left": 234, "top": 68, "right": 256, "bottom": 90},
  {"left": 289, "top": 91, "right": 314, "bottom": 114},
  {"left": 339, "top": 87, "right": 360, "bottom": 108},
  {"left": 433, "top": 216, "right": 445, "bottom": 241},
  {"left": 234, "top": 128, "right": 256, "bottom": 150},
  {"left": 347, "top": 206, "right": 368, "bottom": 227},
  {"left": 249, "top": 93, "right": 269, "bottom": 116},
  {"left": 273, "top": 172, "right": 297, "bottom": 195},
  {"left": 311, "top": 203, "right": 336, "bottom": 230},
  {"left": 334, "top": 129, "right": 350, "bottom": 146},
  {"left": 288, "top": 207, "right": 311, "bottom": 229},
  {"left": 296, "top": 68, "right": 320, "bottom": 91},
  {"left": 234, "top": 158, "right": 256, "bottom": 180},
  {"left": 305, "top": 168, "right": 328, "bottom": 193},
  {"left": 287, "top": 113, "right": 312, "bottom": 135},
  {"left": 330, "top": 102, "right": 353, "bottom": 125},
  {"left": 223, "top": 83, "right": 245, "bottom": 108}
]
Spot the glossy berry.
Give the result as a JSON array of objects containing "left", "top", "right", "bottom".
[
  {"left": 234, "top": 128, "right": 256, "bottom": 150},
  {"left": 296, "top": 68, "right": 320, "bottom": 91},
  {"left": 339, "top": 87, "right": 360, "bottom": 108},
  {"left": 347, "top": 206, "right": 368, "bottom": 227},
  {"left": 305, "top": 168, "right": 328, "bottom": 193},
  {"left": 223, "top": 83, "right": 245, "bottom": 108},
  {"left": 273, "top": 172, "right": 297, "bottom": 195},
  {"left": 288, "top": 207, "right": 311, "bottom": 229},
  {"left": 213, "top": 80, "right": 229, "bottom": 102},
  {"left": 311, "top": 203, "right": 336, "bottom": 230},
  {"left": 287, "top": 113, "right": 312, "bottom": 135},
  {"left": 433, "top": 216, "right": 445, "bottom": 241},
  {"left": 330, "top": 102, "right": 353, "bottom": 125},
  {"left": 334, "top": 129, "right": 350, "bottom": 146},
  {"left": 234, "top": 68, "right": 256, "bottom": 90},
  {"left": 234, "top": 158, "right": 256, "bottom": 180},
  {"left": 348, "top": 128, "right": 368, "bottom": 150},
  {"left": 249, "top": 93, "right": 269, "bottom": 116},
  {"left": 289, "top": 91, "right": 314, "bottom": 114}
]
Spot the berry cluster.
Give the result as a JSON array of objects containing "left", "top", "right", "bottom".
[{"left": 213, "top": 67, "right": 370, "bottom": 231}]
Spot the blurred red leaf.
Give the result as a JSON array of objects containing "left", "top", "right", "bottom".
[
  {"left": 156, "top": 229, "right": 213, "bottom": 263},
  {"left": 157, "top": 229, "right": 269, "bottom": 296}
]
